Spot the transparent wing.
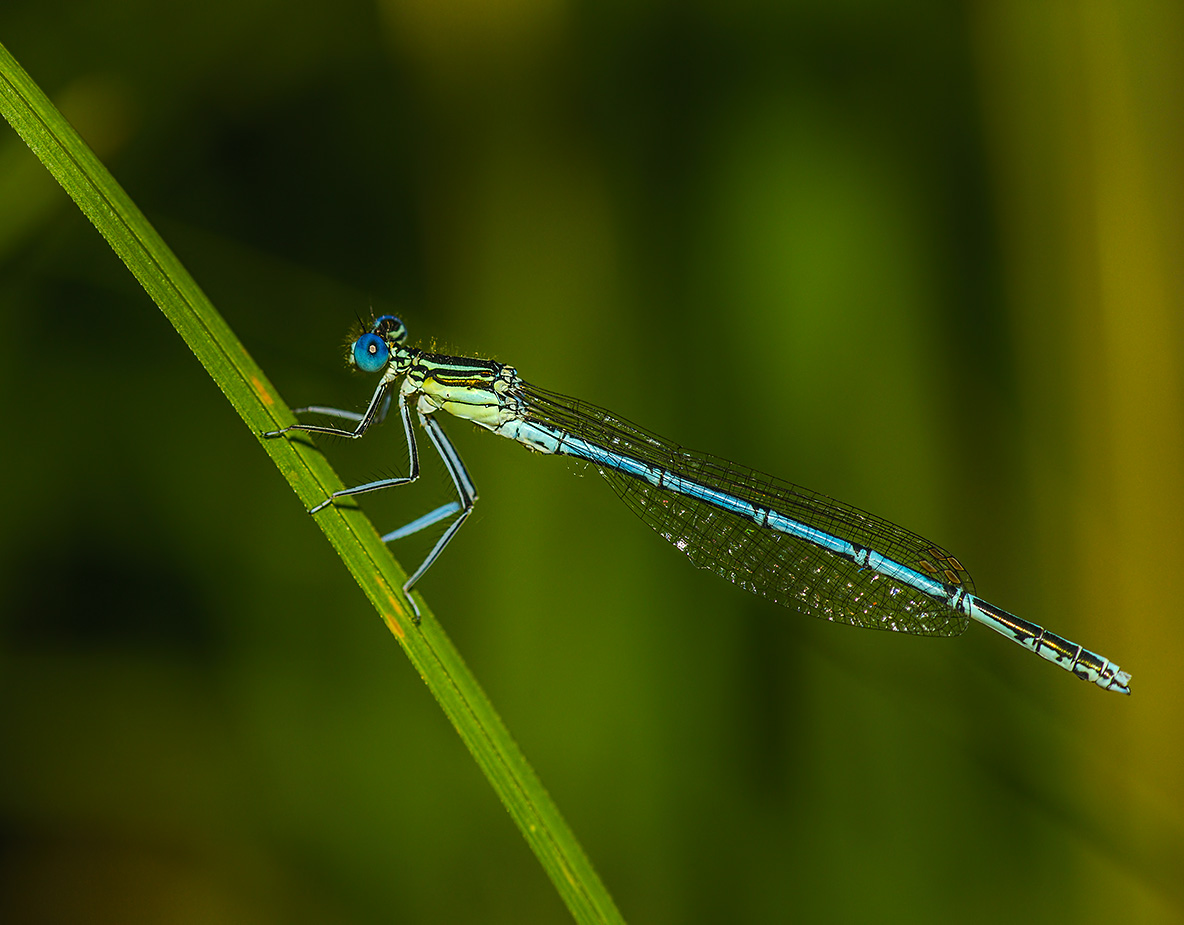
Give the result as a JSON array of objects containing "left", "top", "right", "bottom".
[{"left": 520, "top": 385, "right": 972, "bottom": 636}]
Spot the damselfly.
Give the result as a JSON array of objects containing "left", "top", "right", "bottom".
[{"left": 266, "top": 316, "right": 1131, "bottom": 695}]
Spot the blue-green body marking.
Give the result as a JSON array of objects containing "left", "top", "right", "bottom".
[{"left": 266, "top": 316, "right": 1131, "bottom": 695}]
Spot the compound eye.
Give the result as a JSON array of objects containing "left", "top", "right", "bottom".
[
  {"left": 372, "top": 315, "right": 408, "bottom": 343},
  {"left": 352, "top": 332, "right": 390, "bottom": 373}
]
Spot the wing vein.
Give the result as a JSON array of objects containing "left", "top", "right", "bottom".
[{"left": 519, "top": 384, "right": 972, "bottom": 637}]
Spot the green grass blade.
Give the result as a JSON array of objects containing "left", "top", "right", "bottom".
[{"left": 0, "top": 38, "right": 623, "bottom": 925}]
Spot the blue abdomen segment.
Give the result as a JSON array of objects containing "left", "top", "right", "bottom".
[
  {"left": 505, "top": 401, "right": 1130, "bottom": 693},
  {"left": 503, "top": 412, "right": 969, "bottom": 636}
]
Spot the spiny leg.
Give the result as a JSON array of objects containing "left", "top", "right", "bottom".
[
  {"left": 268, "top": 391, "right": 477, "bottom": 621},
  {"left": 288, "top": 392, "right": 393, "bottom": 427},
  {"left": 381, "top": 502, "right": 462, "bottom": 543},
  {"left": 263, "top": 378, "right": 392, "bottom": 440},
  {"left": 306, "top": 392, "right": 421, "bottom": 513},
  {"left": 393, "top": 413, "right": 477, "bottom": 621}
]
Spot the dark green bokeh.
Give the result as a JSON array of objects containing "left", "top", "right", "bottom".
[{"left": 2, "top": 1, "right": 1180, "bottom": 922}]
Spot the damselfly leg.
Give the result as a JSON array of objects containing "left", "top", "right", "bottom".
[{"left": 265, "top": 388, "right": 476, "bottom": 620}]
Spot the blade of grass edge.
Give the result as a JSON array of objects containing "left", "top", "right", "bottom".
[{"left": 0, "top": 39, "right": 623, "bottom": 925}]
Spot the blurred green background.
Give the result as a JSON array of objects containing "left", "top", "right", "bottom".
[{"left": 2, "top": 1, "right": 1181, "bottom": 922}]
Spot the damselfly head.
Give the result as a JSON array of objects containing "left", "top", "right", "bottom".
[{"left": 344, "top": 315, "right": 408, "bottom": 372}]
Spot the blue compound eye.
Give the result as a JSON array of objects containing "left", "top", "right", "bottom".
[
  {"left": 372, "top": 315, "right": 408, "bottom": 343},
  {"left": 352, "top": 332, "right": 390, "bottom": 372}
]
